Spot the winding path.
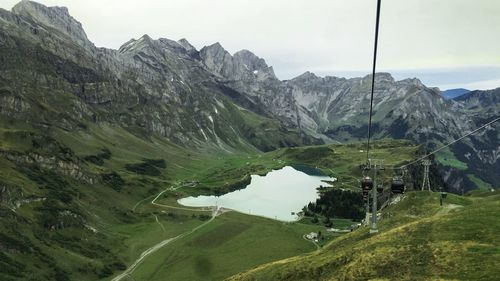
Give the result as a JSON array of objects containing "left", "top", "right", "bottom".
[
  {"left": 111, "top": 187, "right": 220, "bottom": 281},
  {"left": 150, "top": 188, "right": 212, "bottom": 212}
]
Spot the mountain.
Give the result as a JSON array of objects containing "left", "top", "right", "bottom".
[
  {"left": 0, "top": 1, "right": 319, "bottom": 153},
  {"left": 454, "top": 87, "right": 500, "bottom": 114},
  {"left": 198, "top": 44, "right": 498, "bottom": 190},
  {"left": 199, "top": 49, "right": 498, "bottom": 188},
  {"left": 0, "top": 1, "right": 499, "bottom": 280},
  {"left": 442, "top": 88, "right": 470, "bottom": 99},
  {"left": 1, "top": 1, "right": 498, "bottom": 192}
]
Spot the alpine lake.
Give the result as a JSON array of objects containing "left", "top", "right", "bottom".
[{"left": 178, "top": 166, "right": 334, "bottom": 221}]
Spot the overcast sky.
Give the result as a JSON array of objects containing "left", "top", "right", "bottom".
[{"left": 2, "top": 0, "right": 500, "bottom": 90}]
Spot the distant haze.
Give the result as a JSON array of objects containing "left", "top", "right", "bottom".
[{"left": 1, "top": 0, "right": 500, "bottom": 90}]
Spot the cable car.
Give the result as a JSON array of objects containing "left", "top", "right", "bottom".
[
  {"left": 361, "top": 176, "right": 373, "bottom": 191},
  {"left": 391, "top": 177, "right": 405, "bottom": 194},
  {"left": 376, "top": 184, "right": 384, "bottom": 193},
  {"left": 362, "top": 190, "right": 369, "bottom": 202}
]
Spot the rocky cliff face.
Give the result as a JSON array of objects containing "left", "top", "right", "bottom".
[
  {"left": 0, "top": 1, "right": 498, "bottom": 190},
  {"left": 11, "top": 0, "right": 92, "bottom": 49},
  {"left": 454, "top": 88, "right": 500, "bottom": 116},
  {"left": 198, "top": 43, "right": 498, "bottom": 191},
  {"left": 0, "top": 1, "right": 314, "bottom": 153}
]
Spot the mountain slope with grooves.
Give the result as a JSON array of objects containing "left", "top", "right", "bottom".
[
  {"left": 0, "top": 0, "right": 498, "bottom": 191},
  {"left": 0, "top": 1, "right": 315, "bottom": 153},
  {"left": 198, "top": 44, "right": 498, "bottom": 191}
]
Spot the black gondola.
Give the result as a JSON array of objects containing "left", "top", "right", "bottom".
[
  {"left": 361, "top": 176, "right": 374, "bottom": 191},
  {"left": 362, "top": 190, "right": 369, "bottom": 202},
  {"left": 362, "top": 189, "right": 370, "bottom": 195},
  {"left": 391, "top": 177, "right": 405, "bottom": 194},
  {"left": 376, "top": 185, "right": 383, "bottom": 193}
]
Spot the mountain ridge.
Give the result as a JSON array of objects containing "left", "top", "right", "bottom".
[
  {"left": 1, "top": 0, "right": 498, "bottom": 190},
  {"left": 0, "top": 2, "right": 499, "bottom": 280},
  {"left": 442, "top": 88, "right": 470, "bottom": 99}
]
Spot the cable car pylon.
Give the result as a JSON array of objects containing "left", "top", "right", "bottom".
[{"left": 421, "top": 159, "right": 431, "bottom": 191}]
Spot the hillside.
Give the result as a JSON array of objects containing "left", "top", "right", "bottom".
[
  {"left": 0, "top": 1, "right": 316, "bottom": 153},
  {"left": 228, "top": 191, "right": 500, "bottom": 281},
  {"left": 0, "top": 1, "right": 499, "bottom": 280},
  {"left": 0, "top": 128, "right": 420, "bottom": 281}
]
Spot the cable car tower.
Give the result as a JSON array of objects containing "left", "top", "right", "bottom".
[
  {"left": 421, "top": 159, "right": 431, "bottom": 191},
  {"left": 368, "top": 159, "right": 384, "bottom": 234}
]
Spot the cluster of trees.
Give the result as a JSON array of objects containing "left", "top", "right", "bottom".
[
  {"left": 102, "top": 172, "right": 125, "bottom": 191},
  {"left": 303, "top": 189, "right": 365, "bottom": 222},
  {"left": 83, "top": 147, "right": 111, "bottom": 166},
  {"left": 125, "top": 158, "right": 166, "bottom": 176}
]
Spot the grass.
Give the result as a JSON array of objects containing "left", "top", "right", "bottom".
[
  {"left": 107, "top": 215, "right": 203, "bottom": 265},
  {"left": 467, "top": 174, "right": 493, "bottom": 190},
  {"left": 275, "top": 139, "right": 419, "bottom": 190},
  {"left": 112, "top": 140, "right": 418, "bottom": 281},
  {"left": 0, "top": 117, "right": 423, "bottom": 281},
  {"left": 228, "top": 191, "right": 500, "bottom": 281},
  {"left": 129, "top": 212, "right": 321, "bottom": 281},
  {"left": 436, "top": 147, "right": 468, "bottom": 170}
]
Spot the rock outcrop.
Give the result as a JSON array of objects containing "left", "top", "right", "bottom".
[{"left": 0, "top": 1, "right": 497, "bottom": 190}]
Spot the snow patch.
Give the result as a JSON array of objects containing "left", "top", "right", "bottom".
[
  {"left": 215, "top": 99, "right": 225, "bottom": 109},
  {"left": 208, "top": 115, "right": 214, "bottom": 123},
  {"left": 199, "top": 128, "right": 208, "bottom": 140},
  {"left": 253, "top": 70, "right": 259, "bottom": 74},
  {"left": 85, "top": 225, "right": 98, "bottom": 233}
]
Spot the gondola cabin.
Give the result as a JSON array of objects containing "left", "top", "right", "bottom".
[
  {"left": 362, "top": 190, "right": 369, "bottom": 202},
  {"left": 361, "top": 176, "right": 373, "bottom": 191},
  {"left": 391, "top": 177, "right": 405, "bottom": 194}
]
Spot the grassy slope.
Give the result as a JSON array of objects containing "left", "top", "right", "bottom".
[
  {"left": 129, "top": 212, "right": 320, "bottom": 281},
  {"left": 436, "top": 147, "right": 468, "bottom": 170},
  {"left": 228, "top": 191, "right": 500, "bottom": 281},
  {"left": 116, "top": 140, "right": 419, "bottom": 281},
  {"left": 0, "top": 115, "right": 420, "bottom": 281}
]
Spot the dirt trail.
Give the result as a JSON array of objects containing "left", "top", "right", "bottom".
[
  {"left": 437, "top": 203, "right": 463, "bottom": 215},
  {"left": 112, "top": 187, "right": 220, "bottom": 281},
  {"left": 112, "top": 206, "right": 220, "bottom": 281}
]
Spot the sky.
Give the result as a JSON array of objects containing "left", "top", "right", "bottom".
[{"left": 2, "top": 0, "right": 500, "bottom": 90}]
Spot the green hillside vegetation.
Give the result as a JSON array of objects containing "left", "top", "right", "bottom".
[
  {"left": 436, "top": 147, "right": 468, "bottom": 170},
  {"left": 467, "top": 174, "right": 493, "bottom": 190},
  {"left": 127, "top": 212, "right": 320, "bottom": 281},
  {"left": 0, "top": 117, "right": 420, "bottom": 281},
  {"left": 228, "top": 191, "right": 500, "bottom": 281}
]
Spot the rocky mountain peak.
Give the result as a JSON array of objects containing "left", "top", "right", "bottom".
[
  {"left": 158, "top": 37, "right": 188, "bottom": 51},
  {"left": 177, "top": 38, "right": 196, "bottom": 52},
  {"left": 118, "top": 34, "right": 154, "bottom": 53},
  {"left": 201, "top": 42, "right": 227, "bottom": 55},
  {"left": 361, "top": 72, "right": 395, "bottom": 84},
  {"left": 11, "top": 0, "right": 91, "bottom": 48},
  {"left": 233, "top": 49, "right": 276, "bottom": 79},
  {"left": 399, "top": 77, "right": 424, "bottom": 88},
  {"left": 199, "top": 42, "right": 234, "bottom": 77},
  {"left": 233, "top": 50, "right": 267, "bottom": 70},
  {"left": 292, "top": 71, "right": 320, "bottom": 82}
]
